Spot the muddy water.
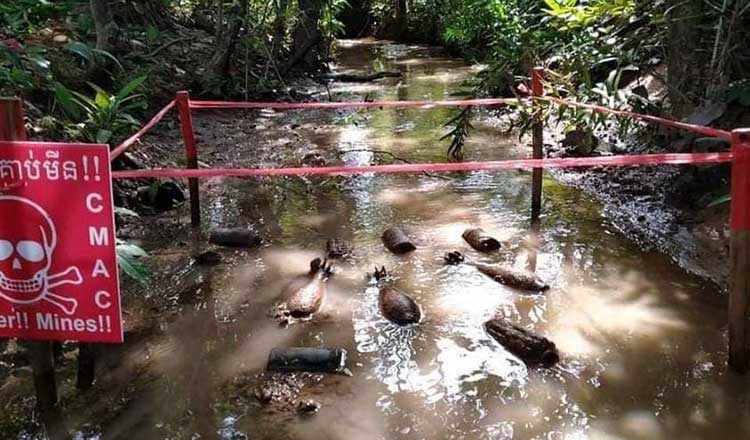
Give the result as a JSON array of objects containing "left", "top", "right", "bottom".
[{"left": 29, "top": 40, "right": 750, "bottom": 439}]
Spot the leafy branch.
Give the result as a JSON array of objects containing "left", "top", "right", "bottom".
[{"left": 441, "top": 106, "right": 473, "bottom": 160}]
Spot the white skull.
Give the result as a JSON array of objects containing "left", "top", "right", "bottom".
[{"left": 0, "top": 196, "right": 56, "bottom": 304}]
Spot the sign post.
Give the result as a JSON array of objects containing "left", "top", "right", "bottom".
[{"left": 729, "top": 128, "right": 750, "bottom": 373}]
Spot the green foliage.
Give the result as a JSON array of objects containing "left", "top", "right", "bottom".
[
  {"left": 64, "top": 41, "right": 123, "bottom": 71},
  {"left": 321, "top": 0, "right": 350, "bottom": 46},
  {"left": 441, "top": 107, "right": 474, "bottom": 160},
  {"left": 116, "top": 238, "right": 149, "bottom": 285},
  {"left": 444, "top": 0, "right": 550, "bottom": 68},
  {"left": 114, "top": 207, "right": 149, "bottom": 284},
  {"left": 54, "top": 76, "right": 147, "bottom": 144},
  {"left": 0, "top": 0, "right": 71, "bottom": 34},
  {"left": 727, "top": 79, "right": 750, "bottom": 107},
  {"left": 543, "top": 0, "right": 635, "bottom": 30},
  {"left": 707, "top": 193, "right": 731, "bottom": 208},
  {"left": 0, "top": 42, "right": 53, "bottom": 94}
]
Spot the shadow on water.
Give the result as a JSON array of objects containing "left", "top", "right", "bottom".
[{"left": 7, "top": 39, "right": 750, "bottom": 439}]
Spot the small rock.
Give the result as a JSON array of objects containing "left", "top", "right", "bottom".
[
  {"left": 631, "top": 85, "right": 649, "bottom": 99},
  {"left": 301, "top": 151, "right": 326, "bottom": 167},
  {"left": 52, "top": 34, "right": 69, "bottom": 44},
  {"left": 138, "top": 181, "right": 186, "bottom": 211},
  {"left": 561, "top": 129, "right": 599, "bottom": 157},
  {"left": 254, "top": 386, "right": 273, "bottom": 404},
  {"left": 296, "top": 399, "right": 321, "bottom": 415},
  {"left": 193, "top": 250, "right": 222, "bottom": 266}
]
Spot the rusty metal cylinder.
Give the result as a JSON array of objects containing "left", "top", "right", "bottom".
[
  {"left": 484, "top": 319, "right": 559, "bottom": 368},
  {"left": 381, "top": 227, "right": 416, "bottom": 254},
  {"left": 209, "top": 227, "right": 261, "bottom": 248},
  {"left": 462, "top": 228, "right": 501, "bottom": 252},
  {"left": 266, "top": 347, "right": 348, "bottom": 374}
]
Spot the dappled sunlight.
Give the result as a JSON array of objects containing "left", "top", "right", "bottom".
[
  {"left": 218, "top": 319, "right": 309, "bottom": 378},
  {"left": 544, "top": 271, "right": 690, "bottom": 358},
  {"left": 412, "top": 71, "right": 473, "bottom": 84},
  {"left": 85, "top": 39, "right": 747, "bottom": 440},
  {"left": 329, "top": 82, "right": 394, "bottom": 95},
  {"left": 432, "top": 265, "right": 517, "bottom": 321}
]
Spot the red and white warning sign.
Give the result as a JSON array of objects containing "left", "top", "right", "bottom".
[{"left": 0, "top": 141, "right": 122, "bottom": 343}]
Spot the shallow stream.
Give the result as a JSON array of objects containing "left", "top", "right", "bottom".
[{"left": 14, "top": 39, "right": 750, "bottom": 440}]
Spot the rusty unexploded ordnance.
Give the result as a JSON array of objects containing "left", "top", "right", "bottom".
[
  {"left": 381, "top": 227, "right": 416, "bottom": 255},
  {"left": 325, "top": 238, "right": 352, "bottom": 259},
  {"left": 208, "top": 227, "right": 262, "bottom": 248},
  {"left": 266, "top": 347, "right": 349, "bottom": 374},
  {"left": 444, "top": 251, "right": 549, "bottom": 292},
  {"left": 484, "top": 319, "right": 560, "bottom": 368},
  {"left": 462, "top": 228, "right": 502, "bottom": 252},
  {"left": 372, "top": 266, "right": 422, "bottom": 326},
  {"left": 279, "top": 258, "right": 332, "bottom": 319}
]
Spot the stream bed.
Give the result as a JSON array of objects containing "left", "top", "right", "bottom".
[{"left": 6, "top": 39, "right": 750, "bottom": 440}]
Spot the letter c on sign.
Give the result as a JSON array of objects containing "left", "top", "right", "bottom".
[
  {"left": 86, "top": 193, "right": 104, "bottom": 213},
  {"left": 95, "top": 290, "right": 112, "bottom": 309}
]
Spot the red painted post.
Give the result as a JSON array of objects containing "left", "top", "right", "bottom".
[
  {"left": 0, "top": 97, "right": 27, "bottom": 141},
  {"left": 0, "top": 98, "right": 64, "bottom": 435},
  {"left": 176, "top": 91, "right": 201, "bottom": 226},
  {"left": 530, "top": 67, "right": 545, "bottom": 220},
  {"left": 729, "top": 128, "right": 750, "bottom": 373}
]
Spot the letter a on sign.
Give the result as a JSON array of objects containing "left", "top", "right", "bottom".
[{"left": 0, "top": 141, "right": 122, "bottom": 343}]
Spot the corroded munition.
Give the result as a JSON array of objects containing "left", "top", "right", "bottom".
[
  {"left": 462, "top": 228, "right": 501, "bottom": 252},
  {"left": 381, "top": 227, "right": 416, "bottom": 254},
  {"left": 209, "top": 227, "right": 262, "bottom": 248},
  {"left": 281, "top": 258, "right": 332, "bottom": 318},
  {"left": 325, "top": 238, "right": 352, "bottom": 259},
  {"left": 266, "top": 347, "right": 348, "bottom": 374},
  {"left": 444, "top": 251, "right": 549, "bottom": 292},
  {"left": 484, "top": 319, "right": 559, "bottom": 367},
  {"left": 373, "top": 266, "right": 422, "bottom": 326}
]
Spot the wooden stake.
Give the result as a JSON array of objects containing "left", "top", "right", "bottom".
[
  {"left": 176, "top": 91, "right": 201, "bottom": 226},
  {"left": 0, "top": 97, "right": 27, "bottom": 141},
  {"left": 530, "top": 67, "right": 544, "bottom": 221},
  {"left": 729, "top": 129, "right": 750, "bottom": 373},
  {"left": 76, "top": 343, "right": 95, "bottom": 390}
]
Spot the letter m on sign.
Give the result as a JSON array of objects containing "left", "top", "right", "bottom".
[{"left": 89, "top": 226, "right": 110, "bottom": 246}]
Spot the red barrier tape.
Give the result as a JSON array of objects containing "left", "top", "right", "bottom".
[
  {"left": 535, "top": 96, "right": 732, "bottom": 141},
  {"left": 188, "top": 98, "right": 518, "bottom": 110},
  {"left": 188, "top": 96, "right": 730, "bottom": 140},
  {"left": 111, "top": 152, "right": 732, "bottom": 179},
  {"left": 109, "top": 100, "right": 176, "bottom": 161}
]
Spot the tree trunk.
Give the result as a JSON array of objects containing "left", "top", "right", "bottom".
[
  {"left": 272, "top": 0, "right": 290, "bottom": 56},
  {"left": 665, "top": 0, "right": 737, "bottom": 119},
  {"left": 216, "top": 0, "right": 224, "bottom": 42},
  {"left": 395, "top": 0, "right": 407, "bottom": 40},
  {"left": 125, "top": 0, "right": 175, "bottom": 30},
  {"left": 285, "top": 0, "right": 323, "bottom": 73},
  {"left": 89, "top": 0, "right": 118, "bottom": 52},
  {"left": 201, "top": 2, "right": 244, "bottom": 94}
]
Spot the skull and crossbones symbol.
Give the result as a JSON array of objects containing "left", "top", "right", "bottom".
[{"left": 0, "top": 196, "right": 81, "bottom": 315}]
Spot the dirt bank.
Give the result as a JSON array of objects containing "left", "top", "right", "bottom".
[{"left": 549, "top": 162, "right": 729, "bottom": 289}]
